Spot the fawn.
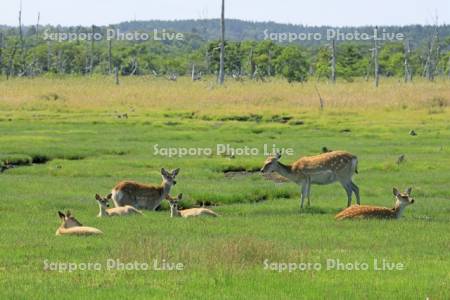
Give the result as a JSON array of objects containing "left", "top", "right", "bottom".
[
  {"left": 261, "top": 151, "right": 360, "bottom": 208},
  {"left": 111, "top": 168, "right": 179, "bottom": 210},
  {"left": 95, "top": 194, "right": 143, "bottom": 217},
  {"left": 168, "top": 194, "right": 219, "bottom": 218},
  {"left": 335, "top": 187, "right": 415, "bottom": 220},
  {"left": 56, "top": 211, "right": 103, "bottom": 236}
]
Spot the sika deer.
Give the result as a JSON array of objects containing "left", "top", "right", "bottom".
[
  {"left": 111, "top": 168, "right": 179, "bottom": 210},
  {"left": 168, "top": 194, "right": 219, "bottom": 218},
  {"left": 261, "top": 151, "right": 360, "bottom": 208},
  {"left": 95, "top": 194, "right": 143, "bottom": 217},
  {"left": 335, "top": 187, "right": 415, "bottom": 220},
  {"left": 55, "top": 211, "right": 102, "bottom": 236}
]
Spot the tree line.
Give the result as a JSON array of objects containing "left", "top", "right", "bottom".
[{"left": 0, "top": 24, "right": 449, "bottom": 83}]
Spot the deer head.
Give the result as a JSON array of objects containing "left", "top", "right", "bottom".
[
  {"left": 393, "top": 187, "right": 415, "bottom": 208},
  {"left": 58, "top": 210, "right": 82, "bottom": 228},
  {"left": 95, "top": 194, "right": 111, "bottom": 208},
  {"left": 260, "top": 152, "right": 282, "bottom": 173},
  {"left": 161, "top": 168, "right": 180, "bottom": 186}
]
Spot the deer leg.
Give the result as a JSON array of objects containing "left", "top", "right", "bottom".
[
  {"left": 351, "top": 181, "right": 360, "bottom": 204},
  {"left": 300, "top": 183, "right": 308, "bottom": 209},
  {"left": 341, "top": 181, "right": 353, "bottom": 207},
  {"left": 306, "top": 177, "right": 311, "bottom": 206}
]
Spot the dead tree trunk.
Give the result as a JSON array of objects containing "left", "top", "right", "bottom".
[
  {"left": 331, "top": 39, "right": 336, "bottom": 83},
  {"left": 89, "top": 26, "right": 95, "bottom": 75},
  {"left": 47, "top": 41, "right": 52, "bottom": 72},
  {"left": 404, "top": 39, "right": 412, "bottom": 82},
  {"left": 424, "top": 25, "right": 438, "bottom": 81},
  {"left": 108, "top": 39, "right": 112, "bottom": 74},
  {"left": 373, "top": 28, "right": 379, "bottom": 87},
  {"left": 114, "top": 65, "right": 119, "bottom": 85},
  {"left": 267, "top": 50, "right": 273, "bottom": 77},
  {"left": 0, "top": 32, "right": 3, "bottom": 75},
  {"left": 18, "top": 2, "right": 26, "bottom": 76},
  {"left": 205, "top": 47, "right": 210, "bottom": 74},
  {"left": 249, "top": 47, "right": 255, "bottom": 79},
  {"left": 448, "top": 56, "right": 450, "bottom": 79},
  {"left": 218, "top": 0, "right": 225, "bottom": 85},
  {"left": 191, "top": 63, "right": 196, "bottom": 81},
  {"left": 57, "top": 48, "right": 63, "bottom": 74},
  {"left": 30, "top": 12, "right": 41, "bottom": 77}
]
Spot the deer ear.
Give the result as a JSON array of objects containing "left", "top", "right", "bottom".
[
  {"left": 172, "top": 168, "right": 180, "bottom": 176},
  {"left": 406, "top": 187, "right": 412, "bottom": 195},
  {"left": 106, "top": 193, "right": 112, "bottom": 199},
  {"left": 66, "top": 210, "right": 72, "bottom": 217},
  {"left": 393, "top": 187, "right": 399, "bottom": 196},
  {"left": 161, "top": 168, "right": 167, "bottom": 176},
  {"left": 58, "top": 211, "right": 65, "bottom": 219},
  {"left": 275, "top": 152, "right": 282, "bottom": 160},
  {"left": 178, "top": 193, "right": 183, "bottom": 200},
  {"left": 95, "top": 194, "right": 102, "bottom": 200}
]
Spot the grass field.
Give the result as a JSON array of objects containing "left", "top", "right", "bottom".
[{"left": 0, "top": 77, "right": 449, "bottom": 299}]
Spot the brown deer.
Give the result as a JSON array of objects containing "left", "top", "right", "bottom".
[
  {"left": 95, "top": 194, "right": 143, "bottom": 217},
  {"left": 335, "top": 187, "right": 415, "bottom": 220},
  {"left": 261, "top": 151, "right": 359, "bottom": 208},
  {"left": 56, "top": 211, "right": 102, "bottom": 236},
  {"left": 111, "top": 168, "right": 179, "bottom": 210},
  {"left": 167, "top": 194, "right": 219, "bottom": 218}
]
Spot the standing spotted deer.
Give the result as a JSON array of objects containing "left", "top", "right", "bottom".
[
  {"left": 335, "top": 187, "right": 415, "bottom": 220},
  {"left": 111, "top": 168, "right": 179, "bottom": 210},
  {"left": 56, "top": 211, "right": 103, "bottom": 236},
  {"left": 261, "top": 151, "right": 360, "bottom": 208},
  {"left": 168, "top": 194, "right": 219, "bottom": 218}
]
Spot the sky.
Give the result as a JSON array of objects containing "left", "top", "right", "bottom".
[{"left": 1, "top": 0, "right": 449, "bottom": 27}]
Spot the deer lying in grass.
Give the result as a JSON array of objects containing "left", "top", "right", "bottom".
[
  {"left": 95, "top": 194, "right": 143, "bottom": 217},
  {"left": 111, "top": 168, "right": 179, "bottom": 210},
  {"left": 168, "top": 194, "right": 219, "bottom": 218},
  {"left": 335, "top": 187, "right": 415, "bottom": 220},
  {"left": 261, "top": 151, "right": 360, "bottom": 208},
  {"left": 56, "top": 211, "right": 102, "bottom": 236}
]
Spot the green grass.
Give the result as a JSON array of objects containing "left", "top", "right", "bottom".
[{"left": 0, "top": 78, "right": 449, "bottom": 299}]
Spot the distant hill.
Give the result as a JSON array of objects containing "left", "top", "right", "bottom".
[
  {"left": 1, "top": 19, "right": 449, "bottom": 47},
  {"left": 115, "top": 19, "right": 450, "bottom": 47}
]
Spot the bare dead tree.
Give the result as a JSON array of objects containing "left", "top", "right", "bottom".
[
  {"left": 18, "top": 0, "right": 26, "bottom": 75},
  {"left": 330, "top": 39, "right": 336, "bottom": 83},
  {"left": 114, "top": 65, "right": 119, "bottom": 85},
  {"left": 89, "top": 25, "right": 95, "bottom": 75},
  {"left": 267, "top": 50, "right": 273, "bottom": 76},
  {"left": 0, "top": 32, "right": 3, "bottom": 75},
  {"left": 57, "top": 48, "right": 63, "bottom": 74},
  {"left": 108, "top": 38, "right": 112, "bottom": 74},
  {"left": 423, "top": 17, "right": 439, "bottom": 81},
  {"left": 404, "top": 39, "right": 412, "bottom": 82},
  {"left": 36, "top": 12, "right": 40, "bottom": 40},
  {"left": 314, "top": 85, "right": 325, "bottom": 111},
  {"left": 249, "top": 47, "right": 255, "bottom": 79},
  {"left": 30, "top": 12, "right": 41, "bottom": 77},
  {"left": 373, "top": 27, "right": 380, "bottom": 87},
  {"left": 47, "top": 41, "right": 52, "bottom": 72},
  {"left": 218, "top": 0, "right": 225, "bottom": 85},
  {"left": 191, "top": 63, "right": 196, "bottom": 81},
  {"left": 448, "top": 56, "right": 450, "bottom": 79},
  {"left": 130, "top": 56, "right": 138, "bottom": 76}
]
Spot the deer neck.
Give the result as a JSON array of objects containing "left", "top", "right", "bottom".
[
  {"left": 170, "top": 206, "right": 181, "bottom": 218},
  {"left": 97, "top": 203, "right": 109, "bottom": 217},
  {"left": 392, "top": 200, "right": 406, "bottom": 219},
  {"left": 162, "top": 180, "right": 172, "bottom": 197},
  {"left": 275, "top": 161, "right": 298, "bottom": 182}
]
